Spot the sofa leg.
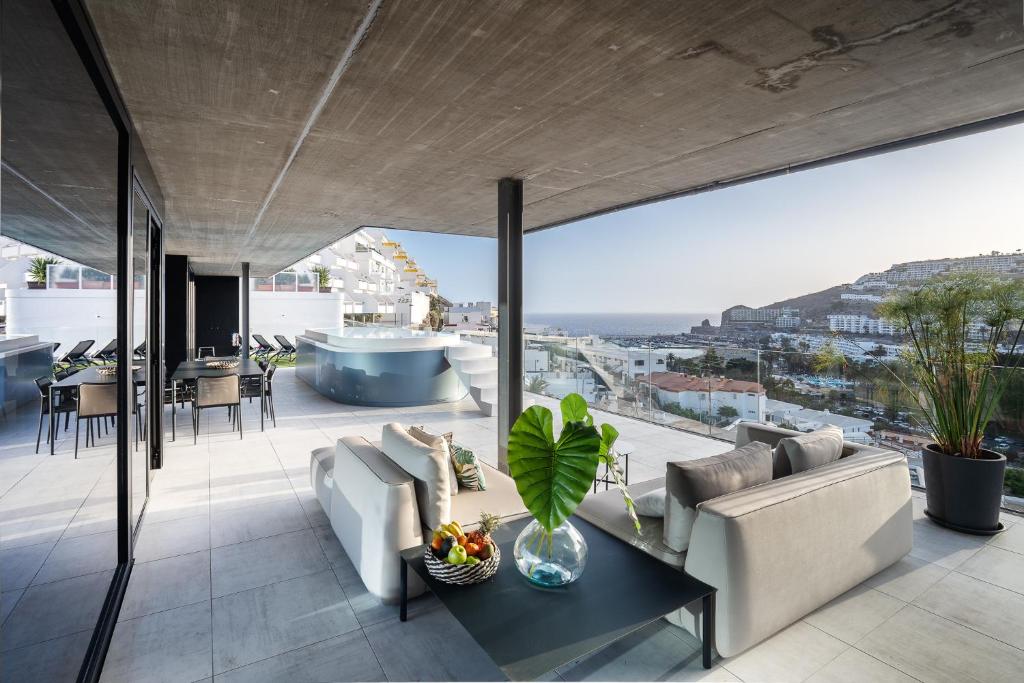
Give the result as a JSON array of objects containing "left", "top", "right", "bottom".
[
  {"left": 400, "top": 556, "right": 408, "bottom": 622},
  {"left": 702, "top": 592, "right": 716, "bottom": 669}
]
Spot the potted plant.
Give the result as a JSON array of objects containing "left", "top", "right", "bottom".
[
  {"left": 26, "top": 256, "right": 61, "bottom": 289},
  {"left": 507, "top": 394, "right": 638, "bottom": 586},
  {"left": 311, "top": 265, "right": 331, "bottom": 293},
  {"left": 879, "top": 273, "right": 1024, "bottom": 535}
]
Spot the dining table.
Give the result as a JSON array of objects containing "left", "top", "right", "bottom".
[
  {"left": 48, "top": 365, "right": 145, "bottom": 455},
  {"left": 169, "top": 358, "right": 266, "bottom": 440}
]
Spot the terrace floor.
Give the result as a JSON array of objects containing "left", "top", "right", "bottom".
[{"left": 2, "top": 368, "right": 1024, "bottom": 681}]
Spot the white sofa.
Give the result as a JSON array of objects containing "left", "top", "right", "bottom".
[
  {"left": 575, "top": 422, "right": 912, "bottom": 658},
  {"left": 311, "top": 430, "right": 528, "bottom": 604}
]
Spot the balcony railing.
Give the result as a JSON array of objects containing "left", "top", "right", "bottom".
[
  {"left": 45, "top": 263, "right": 132, "bottom": 289},
  {"left": 460, "top": 328, "right": 1024, "bottom": 513}
]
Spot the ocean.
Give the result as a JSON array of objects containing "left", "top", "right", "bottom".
[{"left": 523, "top": 312, "right": 718, "bottom": 337}]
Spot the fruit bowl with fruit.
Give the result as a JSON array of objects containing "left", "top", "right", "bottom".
[{"left": 424, "top": 512, "right": 502, "bottom": 586}]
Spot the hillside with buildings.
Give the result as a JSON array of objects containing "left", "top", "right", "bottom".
[{"left": 715, "top": 250, "right": 1024, "bottom": 337}]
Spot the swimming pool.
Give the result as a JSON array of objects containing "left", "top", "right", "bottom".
[{"left": 296, "top": 325, "right": 466, "bottom": 406}]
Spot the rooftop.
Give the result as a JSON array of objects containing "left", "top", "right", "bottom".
[
  {"left": 642, "top": 372, "right": 765, "bottom": 395},
  {"left": 3, "top": 370, "right": 1022, "bottom": 681}
]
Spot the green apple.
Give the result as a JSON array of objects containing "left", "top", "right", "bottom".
[
  {"left": 447, "top": 544, "right": 468, "bottom": 565},
  {"left": 464, "top": 556, "right": 480, "bottom": 566}
]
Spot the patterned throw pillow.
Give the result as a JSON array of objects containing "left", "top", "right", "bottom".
[{"left": 450, "top": 444, "right": 487, "bottom": 491}]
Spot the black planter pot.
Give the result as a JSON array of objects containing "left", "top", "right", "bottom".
[{"left": 922, "top": 444, "right": 1006, "bottom": 536}]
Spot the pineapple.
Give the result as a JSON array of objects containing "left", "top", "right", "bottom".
[{"left": 466, "top": 510, "right": 502, "bottom": 547}]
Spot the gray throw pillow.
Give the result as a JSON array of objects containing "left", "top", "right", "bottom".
[
  {"left": 408, "top": 426, "right": 458, "bottom": 496},
  {"left": 663, "top": 442, "right": 773, "bottom": 552},
  {"left": 634, "top": 487, "right": 665, "bottom": 517},
  {"left": 774, "top": 426, "right": 844, "bottom": 478}
]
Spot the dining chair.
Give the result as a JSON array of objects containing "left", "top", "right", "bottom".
[
  {"left": 75, "top": 382, "right": 118, "bottom": 459},
  {"left": 197, "top": 346, "right": 216, "bottom": 359},
  {"left": 34, "top": 377, "right": 78, "bottom": 454},
  {"left": 193, "top": 375, "right": 241, "bottom": 443}
]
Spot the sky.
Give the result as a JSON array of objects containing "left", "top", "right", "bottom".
[{"left": 389, "top": 123, "right": 1024, "bottom": 316}]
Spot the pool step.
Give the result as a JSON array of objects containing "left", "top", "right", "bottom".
[{"left": 446, "top": 343, "right": 497, "bottom": 416}]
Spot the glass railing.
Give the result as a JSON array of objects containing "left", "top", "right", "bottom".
[
  {"left": 462, "top": 328, "right": 1023, "bottom": 513},
  {"left": 46, "top": 263, "right": 117, "bottom": 289},
  {"left": 253, "top": 272, "right": 326, "bottom": 292}
]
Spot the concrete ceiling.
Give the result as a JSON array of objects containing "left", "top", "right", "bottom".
[{"left": 85, "top": 0, "right": 1024, "bottom": 277}]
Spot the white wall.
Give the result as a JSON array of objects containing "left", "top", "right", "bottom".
[
  {"left": 660, "top": 387, "right": 766, "bottom": 421},
  {"left": 250, "top": 290, "right": 345, "bottom": 341},
  {"left": 5, "top": 288, "right": 144, "bottom": 354}
]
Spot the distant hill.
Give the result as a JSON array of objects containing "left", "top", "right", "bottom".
[{"left": 764, "top": 285, "right": 875, "bottom": 324}]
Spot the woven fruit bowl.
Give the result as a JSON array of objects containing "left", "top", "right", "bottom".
[
  {"left": 424, "top": 545, "right": 500, "bottom": 585},
  {"left": 96, "top": 366, "right": 118, "bottom": 376},
  {"left": 205, "top": 360, "right": 239, "bottom": 369}
]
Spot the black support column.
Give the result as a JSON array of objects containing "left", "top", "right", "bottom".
[
  {"left": 497, "top": 178, "right": 524, "bottom": 473},
  {"left": 240, "top": 262, "right": 250, "bottom": 357}
]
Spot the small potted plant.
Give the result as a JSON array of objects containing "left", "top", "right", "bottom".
[
  {"left": 311, "top": 265, "right": 331, "bottom": 293},
  {"left": 507, "top": 394, "right": 639, "bottom": 586},
  {"left": 26, "top": 256, "right": 61, "bottom": 289},
  {"left": 879, "top": 273, "right": 1024, "bottom": 535}
]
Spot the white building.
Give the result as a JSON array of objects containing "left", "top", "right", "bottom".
[
  {"left": 840, "top": 292, "right": 884, "bottom": 303},
  {"left": 446, "top": 301, "right": 496, "bottom": 331},
  {"left": 639, "top": 372, "right": 766, "bottom": 422},
  {"left": 765, "top": 399, "right": 873, "bottom": 443},
  {"left": 252, "top": 228, "right": 440, "bottom": 329},
  {"left": 828, "top": 314, "right": 900, "bottom": 336}
]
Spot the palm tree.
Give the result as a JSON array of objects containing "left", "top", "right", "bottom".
[
  {"left": 27, "top": 256, "right": 61, "bottom": 284},
  {"left": 525, "top": 376, "right": 549, "bottom": 394}
]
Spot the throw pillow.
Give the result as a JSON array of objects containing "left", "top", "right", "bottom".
[
  {"left": 774, "top": 426, "right": 844, "bottom": 478},
  {"left": 381, "top": 423, "right": 452, "bottom": 529},
  {"left": 450, "top": 444, "right": 487, "bottom": 491},
  {"left": 408, "top": 426, "right": 458, "bottom": 496},
  {"left": 663, "top": 441, "right": 772, "bottom": 552},
  {"left": 634, "top": 487, "right": 665, "bottom": 517}
]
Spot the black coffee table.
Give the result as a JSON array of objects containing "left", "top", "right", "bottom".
[{"left": 400, "top": 516, "right": 716, "bottom": 680}]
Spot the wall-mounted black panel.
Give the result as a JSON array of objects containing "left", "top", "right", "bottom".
[
  {"left": 165, "top": 254, "right": 190, "bottom": 372},
  {"left": 194, "top": 275, "right": 238, "bottom": 356}
]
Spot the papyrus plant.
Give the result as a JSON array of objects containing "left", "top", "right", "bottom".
[{"left": 878, "top": 273, "right": 1024, "bottom": 458}]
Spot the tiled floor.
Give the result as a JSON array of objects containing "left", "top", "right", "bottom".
[{"left": 4, "top": 368, "right": 1024, "bottom": 681}]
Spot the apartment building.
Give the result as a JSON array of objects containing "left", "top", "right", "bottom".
[{"left": 828, "top": 314, "right": 900, "bottom": 336}]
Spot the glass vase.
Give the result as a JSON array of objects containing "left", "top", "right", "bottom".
[{"left": 513, "top": 518, "right": 588, "bottom": 587}]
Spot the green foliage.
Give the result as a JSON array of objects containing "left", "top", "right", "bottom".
[
  {"left": 878, "top": 273, "right": 1024, "bottom": 458},
  {"left": 428, "top": 295, "right": 445, "bottom": 331},
  {"left": 310, "top": 265, "right": 330, "bottom": 289},
  {"left": 508, "top": 404, "right": 601, "bottom": 533},
  {"left": 662, "top": 403, "right": 702, "bottom": 421},
  {"left": 508, "top": 394, "right": 640, "bottom": 535},
  {"left": 812, "top": 340, "right": 847, "bottom": 376},
  {"left": 27, "top": 256, "right": 61, "bottom": 283},
  {"left": 1005, "top": 468, "right": 1024, "bottom": 497},
  {"left": 524, "top": 376, "right": 549, "bottom": 394},
  {"left": 717, "top": 405, "right": 739, "bottom": 418}
]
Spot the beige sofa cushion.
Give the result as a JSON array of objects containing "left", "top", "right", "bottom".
[
  {"left": 381, "top": 423, "right": 451, "bottom": 529},
  {"left": 447, "top": 463, "right": 529, "bottom": 531},
  {"left": 407, "top": 425, "right": 458, "bottom": 496},
  {"left": 664, "top": 442, "right": 772, "bottom": 552},
  {"left": 575, "top": 478, "right": 685, "bottom": 569},
  {"left": 774, "top": 426, "right": 843, "bottom": 478}
]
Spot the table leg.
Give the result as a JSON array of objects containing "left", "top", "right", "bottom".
[
  {"left": 399, "top": 557, "right": 408, "bottom": 622},
  {"left": 260, "top": 377, "right": 265, "bottom": 432},
  {"left": 49, "top": 386, "right": 55, "bottom": 455},
  {"left": 702, "top": 592, "right": 715, "bottom": 669}
]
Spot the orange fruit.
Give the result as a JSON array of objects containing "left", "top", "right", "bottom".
[{"left": 464, "top": 542, "right": 480, "bottom": 556}]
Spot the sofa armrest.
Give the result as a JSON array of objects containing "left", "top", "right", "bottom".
[
  {"left": 676, "top": 450, "right": 912, "bottom": 657},
  {"left": 329, "top": 436, "right": 425, "bottom": 603}
]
